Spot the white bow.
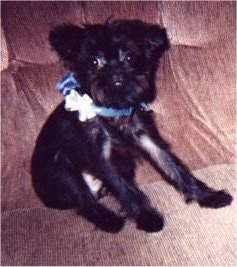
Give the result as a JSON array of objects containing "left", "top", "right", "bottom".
[{"left": 64, "top": 89, "right": 97, "bottom": 122}]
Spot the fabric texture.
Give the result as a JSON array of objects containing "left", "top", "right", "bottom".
[
  {"left": 1, "top": 1, "right": 236, "bottom": 266},
  {"left": 2, "top": 165, "right": 236, "bottom": 266},
  {"left": 1, "top": 1, "right": 236, "bottom": 211}
]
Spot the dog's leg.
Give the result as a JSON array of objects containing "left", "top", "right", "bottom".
[
  {"left": 76, "top": 177, "right": 125, "bottom": 233},
  {"left": 32, "top": 150, "right": 124, "bottom": 233},
  {"left": 95, "top": 158, "right": 164, "bottom": 232},
  {"left": 93, "top": 136, "right": 164, "bottom": 232},
  {"left": 137, "top": 134, "right": 233, "bottom": 208}
]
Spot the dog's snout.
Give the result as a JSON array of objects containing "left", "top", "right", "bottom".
[
  {"left": 111, "top": 69, "right": 125, "bottom": 87},
  {"left": 112, "top": 74, "right": 124, "bottom": 87}
]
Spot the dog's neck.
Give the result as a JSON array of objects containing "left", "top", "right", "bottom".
[{"left": 56, "top": 72, "right": 150, "bottom": 122}]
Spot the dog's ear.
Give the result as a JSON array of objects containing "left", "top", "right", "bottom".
[
  {"left": 144, "top": 25, "right": 170, "bottom": 59},
  {"left": 111, "top": 20, "right": 169, "bottom": 59},
  {"left": 49, "top": 24, "right": 84, "bottom": 63},
  {"left": 146, "top": 26, "right": 169, "bottom": 52}
]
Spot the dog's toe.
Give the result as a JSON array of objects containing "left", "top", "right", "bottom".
[
  {"left": 198, "top": 190, "right": 233, "bottom": 208},
  {"left": 136, "top": 209, "right": 164, "bottom": 233},
  {"left": 100, "top": 214, "right": 125, "bottom": 233}
]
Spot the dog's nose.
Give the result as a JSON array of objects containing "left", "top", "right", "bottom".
[{"left": 112, "top": 74, "right": 124, "bottom": 87}]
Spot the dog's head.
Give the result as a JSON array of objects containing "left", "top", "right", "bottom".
[{"left": 50, "top": 20, "right": 169, "bottom": 108}]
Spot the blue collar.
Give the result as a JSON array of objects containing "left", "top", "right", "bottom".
[{"left": 56, "top": 72, "right": 150, "bottom": 119}]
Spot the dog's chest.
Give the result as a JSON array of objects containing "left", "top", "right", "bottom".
[
  {"left": 82, "top": 117, "right": 138, "bottom": 197},
  {"left": 102, "top": 119, "right": 135, "bottom": 159},
  {"left": 87, "top": 116, "right": 137, "bottom": 160}
]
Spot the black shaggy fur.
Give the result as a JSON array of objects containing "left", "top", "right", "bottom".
[{"left": 31, "top": 20, "right": 232, "bottom": 233}]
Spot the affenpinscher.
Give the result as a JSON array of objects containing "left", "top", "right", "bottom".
[{"left": 31, "top": 20, "right": 232, "bottom": 233}]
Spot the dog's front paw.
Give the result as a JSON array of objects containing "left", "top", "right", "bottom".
[
  {"left": 98, "top": 213, "right": 125, "bottom": 233},
  {"left": 92, "top": 208, "right": 125, "bottom": 233},
  {"left": 136, "top": 209, "right": 164, "bottom": 233},
  {"left": 81, "top": 204, "right": 125, "bottom": 233},
  {"left": 198, "top": 190, "right": 233, "bottom": 208}
]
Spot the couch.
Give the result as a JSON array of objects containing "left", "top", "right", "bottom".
[{"left": 1, "top": 1, "right": 236, "bottom": 265}]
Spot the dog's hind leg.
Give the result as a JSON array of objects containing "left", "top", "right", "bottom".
[
  {"left": 32, "top": 151, "right": 124, "bottom": 233},
  {"left": 32, "top": 150, "right": 84, "bottom": 210}
]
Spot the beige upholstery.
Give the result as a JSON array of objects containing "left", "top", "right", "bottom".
[{"left": 1, "top": 1, "right": 236, "bottom": 265}]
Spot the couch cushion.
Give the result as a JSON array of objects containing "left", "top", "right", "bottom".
[
  {"left": 2, "top": 164, "right": 236, "bottom": 266},
  {"left": 1, "top": 27, "right": 8, "bottom": 71},
  {"left": 1, "top": 1, "right": 235, "bottom": 212}
]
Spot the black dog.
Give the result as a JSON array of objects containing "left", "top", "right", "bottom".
[{"left": 31, "top": 20, "right": 232, "bottom": 233}]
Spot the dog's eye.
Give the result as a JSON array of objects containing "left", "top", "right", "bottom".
[
  {"left": 90, "top": 57, "right": 99, "bottom": 68},
  {"left": 125, "top": 53, "right": 134, "bottom": 64},
  {"left": 89, "top": 56, "right": 106, "bottom": 69}
]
